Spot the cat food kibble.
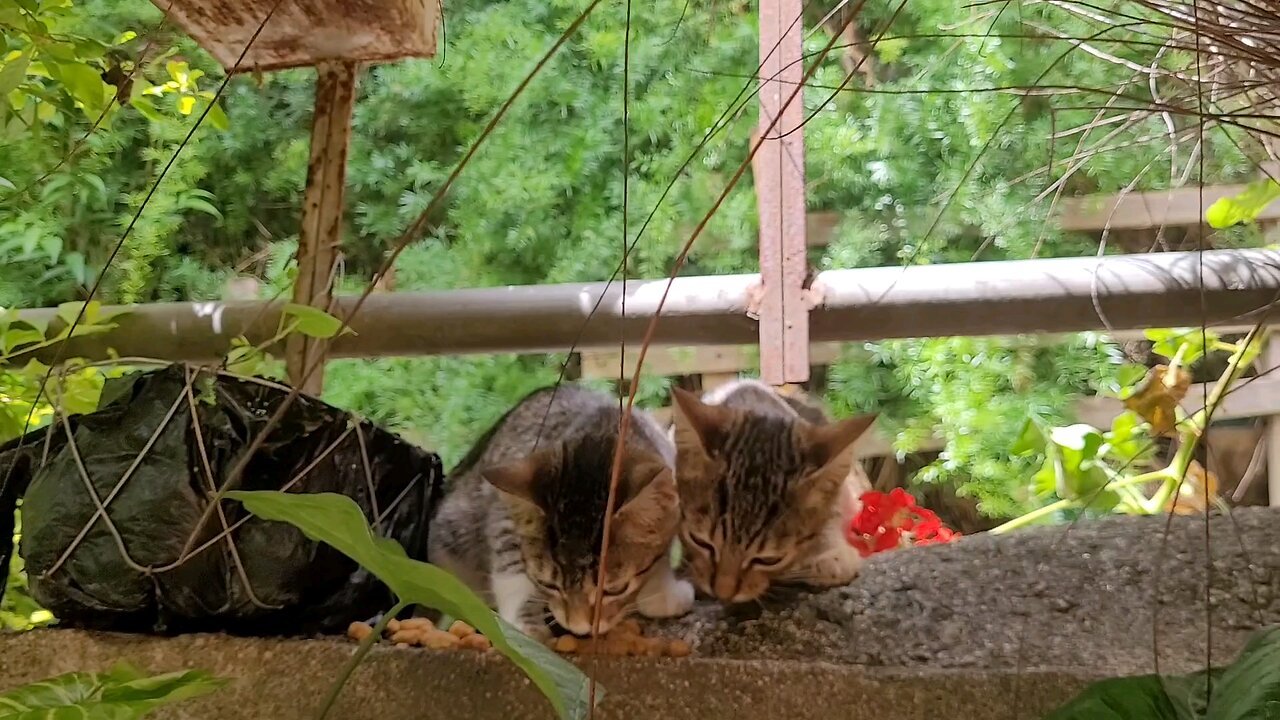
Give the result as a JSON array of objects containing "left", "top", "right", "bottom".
[
  {"left": 459, "top": 634, "right": 492, "bottom": 651},
  {"left": 346, "top": 615, "right": 491, "bottom": 653},
  {"left": 423, "top": 631, "right": 461, "bottom": 650},
  {"left": 548, "top": 621, "right": 692, "bottom": 658},
  {"left": 347, "top": 621, "right": 374, "bottom": 642},
  {"left": 448, "top": 620, "right": 477, "bottom": 638}
]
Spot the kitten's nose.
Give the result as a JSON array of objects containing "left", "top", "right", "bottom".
[{"left": 713, "top": 571, "right": 740, "bottom": 603}]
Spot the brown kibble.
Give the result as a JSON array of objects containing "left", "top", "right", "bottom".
[
  {"left": 553, "top": 635, "right": 580, "bottom": 654},
  {"left": 390, "top": 629, "right": 426, "bottom": 646},
  {"left": 616, "top": 619, "right": 641, "bottom": 636},
  {"left": 399, "top": 617, "right": 435, "bottom": 631},
  {"left": 347, "top": 622, "right": 374, "bottom": 642},
  {"left": 667, "top": 639, "right": 692, "bottom": 658},
  {"left": 395, "top": 642, "right": 410, "bottom": 648},
  {"left": 448, "top": 620, "right": 476, "bottom": 638},
  {"left": 386, "top": 619, "right": 401, "bottom": 633},
  {"left": 460, "top": 633, "right": 492, "bottom": 651},
  {"left": 423, "top": 630, "right": 461, "bottom": 650}
]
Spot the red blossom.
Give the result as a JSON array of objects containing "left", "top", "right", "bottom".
[{"left": 845, "top": 489, "right": 961, "bottom": 557}]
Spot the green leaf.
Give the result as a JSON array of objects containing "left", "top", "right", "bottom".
[
  {"left": 1205, "top": 179, "right": 1280, "bottom": 229},
  {"left": 0, "top": 52, "right": 30, "bottom": 97},
  {"left": 281, "top": 303, "right": 352, "bottom": 339},
  {"left": 1103, "top": 411, "right": 1151, "bottom": 469},
  {"left": 1047, "top": 424, "right": 1107, "bottom": 499},
  {"left": 1208, "top": 625, "right": 1280, "bottom": 720},
  {"left": 47, "top": 60, "right": 110, "bottom": 118},
  {"left": 2, "top": 327, "right": 45, "bottom": 354},
  {"left": 0, "top": 176, "right": 14, "bottom": 190},
  {"left": 206, "top": 100, "right": 229, "bottom": 131},
  {"left": 226, "top": 491, "right": 598, "bottom": 720},
  {"left": 1143, "top": 328, "right": 1217, "bottom": 367},
  {"left": 1044, "top": 673, "right": 1191, "bottom": 720},
  {"left": 130, "top": 96, "right": 163, "bottom": 123},
  {"left": 0, "top": 664, "right": 225, "bottom": 718},
  {"left": 56, "top": 300, "right": 100, "bottom": 327},
  {"left": 1010, "top": 417, "right": 1045, "bottom": 456},
  {"left": 179, "top": 195, "right": 223, "bottom": 221}
]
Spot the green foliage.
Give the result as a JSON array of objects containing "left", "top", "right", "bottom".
[
  {"left": 2, "top": 507, "right": 54, "bottom": 630},
  {"left": 227, "top": 490, "right": 597, "bottom": 720},
  {"left": 0, "top": 663, "right": 225, "bottom": 718},
  {"left": 825, "top": 335, "right": 1126, "bottom": 517},
  {"left": 995, "top": 330, "right": 1264, "bottom": 533},
  {"left": 1045, "top": 625, "right": 1280, "bottom": 719},
  {"left": 1205, "top": 179, "right": 1280, "bottom": 229},
  {"left": 0, "top": 0, "right": 1270, "bottom": 527}
]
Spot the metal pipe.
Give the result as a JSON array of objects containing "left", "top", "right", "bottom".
[{"left": 19, "top": 248, "right": 1280, "bottom": 363}]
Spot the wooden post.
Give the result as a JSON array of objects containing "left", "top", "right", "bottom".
[
  {"left": 753, "top": 0, "right": 810, "bottom": 386},
  {"left": 287, "top": 60, "right": 358, "bottom": 395}
]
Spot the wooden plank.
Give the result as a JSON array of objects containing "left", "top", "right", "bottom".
[
  {"left": 644, "top": 405, "right": 940, "bottom": 459},
  {"left": 806, "top": 182, "right": 1279, "bottom": 246},
  {"left": 580, "top": 344, "right": 843, "bottom": 379},
  {"left": 1074, "top": 376, "right": 1280, "bottom": 428},
  {"left": 753, "top": 0, "right": 809, "bottom": 385},
  {"left": 1266, "top": 342, "right": 1280, "bottom": 507},
  {"left": 154, "top": 0, "right": 438, "bottom": 73},
  {"left": 286, "top": 61, "right": 358, "bottom": 395}
]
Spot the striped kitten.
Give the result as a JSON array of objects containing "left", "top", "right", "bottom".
[
  {"left": 428, "top": 385, "right": 694, "bottom": 637},
  {"left": 671, "top": 379, "right": 876, "bottom": 604}
]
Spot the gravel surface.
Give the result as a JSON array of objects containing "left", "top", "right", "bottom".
[{"left": 650, "top": 508, "right": 1280, "bottom": 675}]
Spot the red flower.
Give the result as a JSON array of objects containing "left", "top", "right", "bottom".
[{"left": 845, "top": 489, "right": 961, "bottom": 557}]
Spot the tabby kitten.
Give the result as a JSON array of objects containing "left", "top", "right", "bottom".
[
  {"left": 429, "top": 384, "right": 694, "bottom": 637},
  {"left": 671, "top": 379, "right": 876, "bottom": 604}
]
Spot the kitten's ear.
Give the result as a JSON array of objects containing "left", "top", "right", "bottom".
[
  {"left": 671, "top": 387, "right": 730, "bottom": 453},
  {"left": 807, "top": 413, "right": 877, "bottom": 469},
  {"left": 613, "top": 466, "right": 679, "bottom": 550},
  {"left": 482, "top": 453, "right": 548, "bottom": 507}
]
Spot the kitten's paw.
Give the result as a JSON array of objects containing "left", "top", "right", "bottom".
[
  {"left": 518, "top": 621, "right": 552, "bottom": 641},
  {"left": 637, "top": 578, "right": 696, "bottom": 618},
  {"left": 795, "top": 548, "right": 864, "bottom": 588}
]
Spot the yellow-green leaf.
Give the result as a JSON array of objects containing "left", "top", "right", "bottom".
[
  {"left": 227, "top": 491, "right": 599, "bottom": 720},
  {"left": 177, "top": 94, "right": 195, "bottom": 115},
  {"left": 0, "top": 52, "right": 30, "bottom": 97}
]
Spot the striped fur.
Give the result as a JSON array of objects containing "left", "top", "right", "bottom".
[
  {"left": 428, "top": 384, "right": 693, "bottom": 637},
  {"left": 672, "top": 379, "right": 875, "bottom": 604}
]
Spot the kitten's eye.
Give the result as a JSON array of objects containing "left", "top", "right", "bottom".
[
  {"left": 536, "top": 579, "right": 563, "bottom": 593},
  {"left": 683, "top": 533, "right": 715, "bottom": 555},
  {"left": 748, "top": 554, "right": 788, "bottom": 569},
  {"left": 603, "top": 581, "right": 634, "bottom": 598}
]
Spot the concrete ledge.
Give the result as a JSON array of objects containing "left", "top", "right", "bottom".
[
  {"left": 0, "top": 630, "right": 1098, "bottom": 720},
  {"left": 4, "top": 509, "right": 1279, "bottom": 719}
]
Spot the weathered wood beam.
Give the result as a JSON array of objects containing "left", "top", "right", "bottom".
[
  {"left": 805, "top": 183, "right": 1279, "bottom": 247},
  {"left": 152, "top": 0, "right": 438, "bottom": 74},
  {"left": 20, "top": 248, "right": 1280, "bottom": 364},
  {"left": 286, "top": 61, "right": 358, "bottom": 395},
  {"left": 753, "top": 0, "right": 809, "bottom": 385}
]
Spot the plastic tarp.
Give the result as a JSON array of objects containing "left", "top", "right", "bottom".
[{"left": 0, "top": 364, "right": 443, "bottom": 635}]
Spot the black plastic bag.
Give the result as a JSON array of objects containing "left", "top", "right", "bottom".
[{"left": 0, "top": 364, "right": 443, "bottom": 636}]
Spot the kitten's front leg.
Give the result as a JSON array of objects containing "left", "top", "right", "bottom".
[
  {"left": 789, "top": 481, "right": 865, "bottom": 588},
  {"left": 636, "top": 548, "right": 695, "bottom": 619},
  {"left": 790, "top": 518, "right": 864, "bottom": 588},
  {"left": 492, "top": 571, "right": 550, "bottom": 639}
]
